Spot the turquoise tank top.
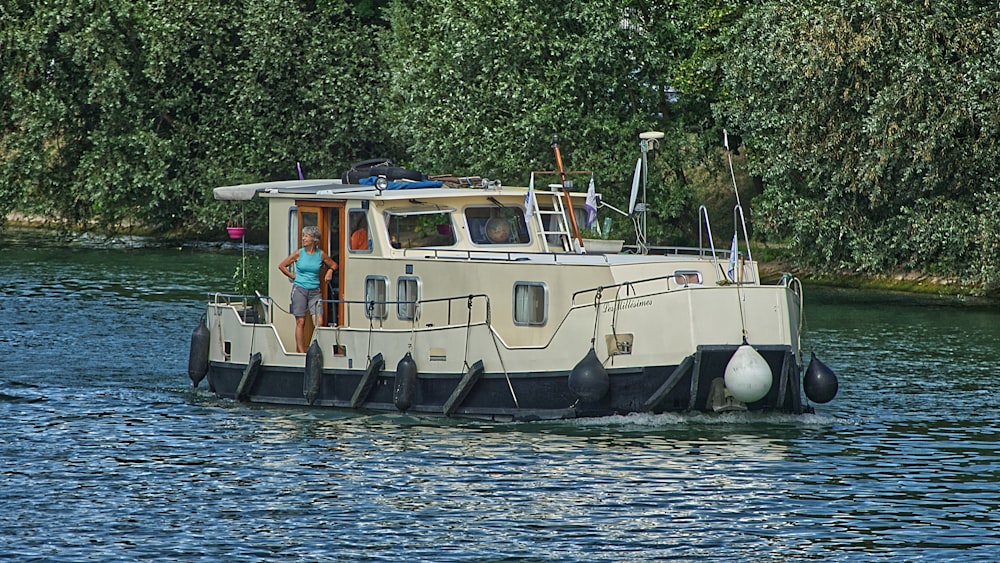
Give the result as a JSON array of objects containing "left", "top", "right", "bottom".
[{"left": 295, "top": 248, "right": 322, "bottom": 290}]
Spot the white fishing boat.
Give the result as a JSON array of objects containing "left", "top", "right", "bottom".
[{"left": 188, "top": 136, "right": 838, "bottom": 420}]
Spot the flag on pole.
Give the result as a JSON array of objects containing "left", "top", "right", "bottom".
[
  {"left": 524, "top": 174, "right": 535, "bottom": 223},
  {"left": 728, "top": 233, "right": 739, "bottom": 282},
  {"left": 584, "top": 174, "right": 598, "bottom": 229},
  {"left": 723, "top": 129, "right": 730, "bottom": 151}
]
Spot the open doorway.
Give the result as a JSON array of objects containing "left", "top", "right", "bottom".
[{"left": 296, "top": 203, "right": 345, "bottom": 329}]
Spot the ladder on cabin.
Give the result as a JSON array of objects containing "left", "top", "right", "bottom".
[{"left": 528, "top": 184, "right": 573, "bottom": 252}]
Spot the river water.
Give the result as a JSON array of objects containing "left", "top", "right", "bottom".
[{"left": 2, "top": 227, "right": 999, "bottom": 562}]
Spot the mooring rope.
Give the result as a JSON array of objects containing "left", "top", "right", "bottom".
[
  {"left": 786, "top": 274, "right": 805, "bottom": 353},
  {"left": 613, "top": 283, "right": 630, "bottom": 334},
  {"left": 407, "top": 307, "right": 417, "bottom": 354},
  {"left": 735, "top": 273, "right": 748, "bottom": 343},
  {"left": 485, "top": 299, "right": 519, "bottom": 409},
  {"left": 213, "top": 294, "right": 225, "bottom": 360},
  {"left": 591, "top": 286, "right": 603, "bottom": 347},
  {"left": 462, "top": 295, "right": 474, "bottom": 372},
  {"left": 248, "top": 307, "right": 257, "bottom": 360},
  {"left": 609, "top": 284, "right": 635, "bottom": 366},
  {"left": 612, "top": 281, "right": 636, "bottom": 337},
  {"left": 269, "top": 296, "right": 291, "bottom": 315},
  {"left": 366, "top": 300, "right": 375, "bottom": 364}
]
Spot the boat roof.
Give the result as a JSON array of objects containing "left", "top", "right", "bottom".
[
  {"left": 214, "top": 177, "right": 736, "bottom": 267},
  {"left": 214, "top": 179, "right": 359, "bottom": 201},
  {"left": 213, "top": 179, "right": 561, "bottom": 202}
]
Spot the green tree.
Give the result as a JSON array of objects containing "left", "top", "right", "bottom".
[
  {"left": 1, "top": 0, "right": 391, "bottom": 233},
  {"left": 5, "top": 0, "right": 997, "bottom": 294},
  {"left": 1, "top": 0, "right": 158, "bottom": 229},
  {"left": 381, "top": 0, "right": 738, "bottom": 245},
  {"left": 718, "top": 1, "right": 1000, "bottom": 290}
]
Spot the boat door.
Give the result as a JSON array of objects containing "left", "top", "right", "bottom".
[{"left": 296, "top": 203, "right": 345, "bottom": 327}]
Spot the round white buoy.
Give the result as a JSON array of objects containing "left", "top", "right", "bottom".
[{"left": 724, "top": 344, "right": 773, "bottom": 403}]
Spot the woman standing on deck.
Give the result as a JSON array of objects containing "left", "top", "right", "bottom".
[{"left": 278, "top": 226, "right": 338, "bottom": 352}]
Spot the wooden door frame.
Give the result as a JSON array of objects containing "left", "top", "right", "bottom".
[{"left": 296, "top": 201, "right": 345, "bottom": 327}]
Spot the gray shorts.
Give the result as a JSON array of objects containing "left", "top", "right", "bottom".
[{"left": 290, "top": 284, "right": 322, "bottom": 317}]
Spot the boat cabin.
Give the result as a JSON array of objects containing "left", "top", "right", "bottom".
[{"left": 219, "top": 178, "right": 731, "bottom": 354}]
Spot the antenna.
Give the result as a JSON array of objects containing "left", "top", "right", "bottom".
[
  {"left": 723, "top": 128, "right": 753, "bottom": 268},
  {"left": 723, "top": 129, "right": 742, "bottom": 208},
  {"left": 635, "top": 131, "right": 664, "bottom": 254},
  {"left": 627, "top": 157, "right": 642, "bottom": 215}
]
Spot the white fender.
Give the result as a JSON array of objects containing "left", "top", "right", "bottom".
[{"left": 724, "top": 345, "right": 773, "bottom": 403}]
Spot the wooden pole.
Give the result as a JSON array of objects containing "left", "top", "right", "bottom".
[{"left": 551, "top": 136, "right": 583, "bottom": 249}]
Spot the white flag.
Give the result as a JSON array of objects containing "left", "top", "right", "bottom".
[
  {"left": 728, "top": 234, "right": 738, "bottom": 282},
  {"left": 524, "top": 174, "right": 535, "bottom": 223},
  {"left": 584, "top": 174, "right": 598, "bottom": 229}
]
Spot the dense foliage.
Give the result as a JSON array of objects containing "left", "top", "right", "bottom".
[
  {"left": 382, "top": 0, "right": 732, "bottom": 242},
  {"left": 2, "top": 1, "right": 997, "bottom": 291},
  {"left": 719, "top": 2, "right": 1000, "bottom": 288},
  {"left": 1, "top": 0, "right": 393, "bottom": 232}
]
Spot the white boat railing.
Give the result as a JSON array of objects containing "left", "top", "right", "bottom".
[
  {"left": 697, "top": 204, "right": 721, "bottom": 261},
  {"left": 208, "top": 292, "right": 272, "bottom": 324},
  {"left": 569, "top": 273, "right": 704, "bottom": 306},
  {"left": 405, "top": 245, "right": 745, "bottom": 265},
  {"left": 690, "top": 203, "right": 758, "bottom": 285},
  {"left": 402, "top": 247, "right": 619, "bottom": 263},
  {"left": 635, "top": 245, "right": 731, "bottom": 258},
  {"left": 321, "top": 293, "right": 493, "bottom": 329}
]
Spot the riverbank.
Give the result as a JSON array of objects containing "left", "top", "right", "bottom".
[
  {"left": 759, "top": 258, "right": 997, "bottom": 303},
  {"left": 5, "top": 215, "right": 993, "bottom": 301},
  {"left": 3, "top": 212, "right": 267, "bottom": 246}
]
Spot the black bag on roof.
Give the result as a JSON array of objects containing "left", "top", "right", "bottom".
[{"left": 342, "top": 159, "right": 426, "bottom": 184}]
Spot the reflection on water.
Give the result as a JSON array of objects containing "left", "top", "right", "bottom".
[{"left": 2, "top": 229, "right": 1000, "bottom": 560}]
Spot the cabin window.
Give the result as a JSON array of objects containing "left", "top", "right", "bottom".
[
  {"left": 349, "top": 209, "right": 371, "bottom": 252},
  {"left": 465, "top": 207, "right": 530, "bottom": 245},
  {"left": 513, "top": 282, "right": 547, "bottom": 326},
  {"left": 385, "top": 209, "right": 456, "bottom": 249},
  {"left": 364, "top": 276, "right": 389, "bottom": 319},
  {"left": 397, "top": 276, "right": 420, "bottom": 321},
  {"left": 674, "top": 270, "right": 702, "bottom": 286}
]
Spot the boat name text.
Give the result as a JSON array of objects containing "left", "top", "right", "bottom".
[{"left": 602, "top": 298, "right": 653, "bottom": 313}]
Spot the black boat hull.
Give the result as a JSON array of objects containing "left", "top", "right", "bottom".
[{"left": 205, "top": 345, "right": 807, "bottom": 420}]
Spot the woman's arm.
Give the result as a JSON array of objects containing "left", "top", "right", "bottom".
[
  {"left": 321, "top": 252, "right": 338, "bottom": 281},
  {"left": 278, "top": 251, "right": 299, "bottom": 280}
]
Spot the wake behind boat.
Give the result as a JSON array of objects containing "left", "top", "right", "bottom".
[{"left": 188, "top": 137, "right": 838, "bottom": 421}]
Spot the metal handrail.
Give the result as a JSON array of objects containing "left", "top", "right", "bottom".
[
  {"left": 207, "top": 292, "right": 274, "bottom": 324},
  {"left": 698, "top": 204, "right": 720, "bottom": 260},
  {"left": 319, "top": 293, "right": 492, "bottom": 328},
  {"left": 570, "top": 273, "right": 700, "bottom": 305},
  {"left": 734, "top": 204, "right": 754, "bottom": 265}
]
